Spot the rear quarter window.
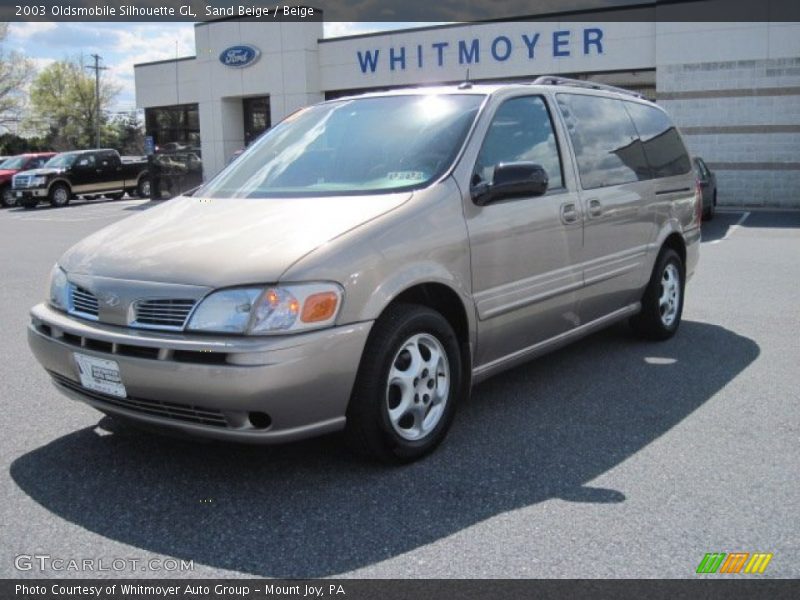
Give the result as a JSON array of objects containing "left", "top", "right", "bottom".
[
  {"left": 556, "top": 93, "right": 650, "bottom": 190},
  {"left": 624, "top": 101, "right": 692, "bottom": 178}
]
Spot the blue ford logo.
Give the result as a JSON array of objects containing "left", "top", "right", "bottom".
[{"left": 219, "top": 45, "right": 260, "bottom": 68}]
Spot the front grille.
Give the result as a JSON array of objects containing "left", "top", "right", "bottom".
[
  {"left": 133, "top": 298, "right": 196, "bottom": 330},
  {"left": 32, "top": 321, "right": 229, "bottom": 365},
  {"left": 49, "top": 371, "right": 228, "bottom": 428},
  {"left": 70, "top": 285, "right": 99, "bottom": 319},
  {"left": 13, "top": 175, "right": 31, "bottom": 188}
]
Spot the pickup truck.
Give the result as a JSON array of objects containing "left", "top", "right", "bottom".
[
  {"left": 12, "top": 149, "right": 150, "bottom": 209},
  {"left": 0, "top": 152, "right": 56, "bottom": 207}
]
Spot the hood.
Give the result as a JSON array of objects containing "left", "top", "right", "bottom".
[
  {"left": 16, "top": 168, "right": 63, "bottom": 177},
  {"left": 60, "top": 193, "right": 412, "bottom": 287}
]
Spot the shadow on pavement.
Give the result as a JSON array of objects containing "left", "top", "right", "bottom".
[
  {"left": 702, "top": 209, "right": 800, "bottom": 243},
  {"left": 10, "top": 321, "right": 758, "bottom": 577}
]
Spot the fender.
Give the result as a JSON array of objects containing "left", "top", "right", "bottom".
[
  {"left": 359, "top": 261, "right": 477, "bottom": 349},
  {"left": 47, "top": 178, "right": 72, "bottom": 195}
]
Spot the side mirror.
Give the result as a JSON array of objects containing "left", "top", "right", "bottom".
[{"left": 472, "top": 162, "right": 549, "bottom": 206}]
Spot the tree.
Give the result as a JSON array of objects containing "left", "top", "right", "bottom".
[
  {"left": 106, "top": 112, "right": 145, "bottom": 156},
  {"left": 27, "top": 55, "right": 120, "bottom": 150},
  {"left": 0, "top": 23, "right": 34, "bottom": 131}
]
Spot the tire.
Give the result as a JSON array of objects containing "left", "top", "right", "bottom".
[
  {"left": 49, "top": 183, "right": 71, "bottom": 208},
  {"left": 21, "top": 198, "right": 38, "bottom": 210},
  {"left": 1, "top": 185, "right": 16, "bottom": 208},
  {"left": 345, "top": 303, "right": 463, "bottom": 463},
  {"left": 137, "top": 177, "right": 151, "bottom": 199},
  {"left": 630, "top": 248, "right": 685, "bottom": 341}
]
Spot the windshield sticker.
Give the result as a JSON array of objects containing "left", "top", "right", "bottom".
[{"left": 387, "top": 171, "right": 426, "bottom": 181}]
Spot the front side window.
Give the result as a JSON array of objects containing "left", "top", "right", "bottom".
[
  {"left": 473, "top": 95, "right": 563, "bottom": 190},
  {"left": 624, "top": 101, "right": 691, "bottom": 178},
  {"left": 199, "top": 94, "right": 485, "bottom": 198},
  {"left": 557, "top": 93, "right": 650, "bottom": 189},
  {"left": 75, "top": 154, "right": 96, "bottom": 168}
]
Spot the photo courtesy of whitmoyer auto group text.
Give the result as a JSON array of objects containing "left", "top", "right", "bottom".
[{"left": 0, "top": 0, "right": 798, "bottom": 598}]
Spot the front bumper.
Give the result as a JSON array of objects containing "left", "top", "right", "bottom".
[
  {"left": 14, "top": 188, "right": 48, "bottom": 199},
  {"left": 28, "top": 303, "right": 373, "bottom": 443}
]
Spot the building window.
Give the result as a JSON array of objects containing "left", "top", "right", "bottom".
[
  {"left": 144, "top": 103, "right": 201, "bottom": 154},
  {"left": 243, "top": 97, "right": 271, "bottom": 146}
]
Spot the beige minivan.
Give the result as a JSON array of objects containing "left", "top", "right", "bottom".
[{"left": 28, "top": 77, "right": 700, "bottom": 462}]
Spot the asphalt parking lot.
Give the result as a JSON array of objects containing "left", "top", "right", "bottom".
[{"left": 0, "top": 199, "right": 798, "bottom": 579}]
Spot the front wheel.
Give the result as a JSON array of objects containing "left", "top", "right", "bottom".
[
  {"left": 49, "top": 183, "right": 71, "bottom": 208},
  {"left": 345, "top": 304, "right": 462, "bottom": 463},
  {"left": 1, "top": 185, "right": 16, "bottom": 208},
  {"left": 630, "top": 248, "right": 685, "bottom": 340}
]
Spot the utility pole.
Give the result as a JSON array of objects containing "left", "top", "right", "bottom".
[{"left": 85, "top": 54, "right": 108, "bottom": 148}]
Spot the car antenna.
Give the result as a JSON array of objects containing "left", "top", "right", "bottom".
[{"left": 458, "top": 69, "right": 472, "bottom": 89}]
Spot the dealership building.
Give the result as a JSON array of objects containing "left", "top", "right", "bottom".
[{"left": 134, "top": 16, "right": 800, "bottom": 206}]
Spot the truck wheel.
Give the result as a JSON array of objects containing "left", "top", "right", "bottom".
[
  {"left": 1, "top": 185, "right": 16, "bottom": 208},
  {"left": 49, "top": 183, "right": 71, "bottom": 208},
  {"left": 630, "top": 248, "right": 685, "bottom": 341},
  {"left": 345, "top": 304, "right": 462, "bottom": 464},
  {"left": 21, "top": 198, "right": 38, "bottom": 210},
  {"left": 137, "top": 177, "right": 151, "bottom": 198}
]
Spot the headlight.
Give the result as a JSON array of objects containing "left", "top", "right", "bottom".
[
  {"left": 48, "top": 265, "right": 69, "bottom": 310},
  {"left": 31, "top": 176, "right": 47, "bottom": 186},
  {"left": 187, "top": 283, "right": 343, "bottom": 335}
]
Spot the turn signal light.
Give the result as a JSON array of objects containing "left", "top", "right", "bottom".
[{"left": 301, "top": 292, "right": 339, "bottom": 323}]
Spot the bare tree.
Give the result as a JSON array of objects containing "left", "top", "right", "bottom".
[{"left": 0, "top": 23, "right": 34, "bottom": 130}]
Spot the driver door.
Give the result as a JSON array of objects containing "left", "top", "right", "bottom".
[
  {"left": 71, "top": 153, "right": 97, "bottom": 194},
  {"left": 464, "top": 95, "right": 584, "bottom": 369}
]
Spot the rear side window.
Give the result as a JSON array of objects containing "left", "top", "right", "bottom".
[
  {"left": 624, "top": 101, "right": 691, "bottom": 178},
  {"left": 556, "top": 93, "right": 649, "bottom": 190},
  {"left": 474, "top": 95, "right": 563, "bottom": 190}
]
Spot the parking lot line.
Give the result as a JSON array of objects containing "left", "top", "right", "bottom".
[{"left": 708, "top": 211, "right": 750, "bottom": 245}]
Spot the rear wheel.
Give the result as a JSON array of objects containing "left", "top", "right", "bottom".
[
  {"left": 345, "top": 304, "right": 462, "bottom": 463},
  {"left": 49, "top": 183, "right": 70, "bottom": 208},
  {"left": 1, "top": 185, "right": 16, "bottom": 208},
  {"left": 630, "top": 248, "right": 685, "bottom": 340},
  {"left": 137, "top": 177, "right": 150, "bottom": 199}
]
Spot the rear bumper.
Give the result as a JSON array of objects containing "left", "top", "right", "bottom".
[{"left": 28, "top": 303, "right": 373, "bottom": 443}]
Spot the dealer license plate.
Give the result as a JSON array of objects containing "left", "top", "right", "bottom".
[{"left": 74, "top": 352, "right": 127, "bottom": 399}]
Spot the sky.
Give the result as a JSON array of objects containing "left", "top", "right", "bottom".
[{"left": 5, "top": 22, "right": 424, "bottom": 114}]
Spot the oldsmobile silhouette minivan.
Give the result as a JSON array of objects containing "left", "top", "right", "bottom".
[{"left": 28, "top": 77, "right": 700, "bottom": 462}]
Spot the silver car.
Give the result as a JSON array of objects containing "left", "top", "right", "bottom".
[{"left": 28, "top": 77, "right": 700, "bottom": 462}]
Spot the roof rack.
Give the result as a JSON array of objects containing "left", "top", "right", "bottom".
[{"left": 532, "top": 76, "right": 645, "bottom": 99}]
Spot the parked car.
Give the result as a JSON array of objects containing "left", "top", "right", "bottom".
[
  {"left": 0, "top": 152, "right": 56, "bottom": 207},
  {"left": 693, "top": 156, "right": 717, "bottom": 220},
  {"left": 27, "top": 77, "right": 700, "bottom": 462},
  {"left": 12, "top": 149, "right": 149, "bottom": 209}
]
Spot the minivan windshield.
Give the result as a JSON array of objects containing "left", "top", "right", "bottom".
[
  {"left": 44, "top": 153, "right": 78, "bottom": 169},
  {"left": 199, "top": 94, "right": 485, "bottom": 198}
]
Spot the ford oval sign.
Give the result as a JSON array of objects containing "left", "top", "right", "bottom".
[{"left": 219, "top": 45, "right": 260, "bottom": 68}]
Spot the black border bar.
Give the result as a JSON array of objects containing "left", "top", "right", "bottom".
[{"left": 1, "top": 0, "right": 800, "bottom": 22}]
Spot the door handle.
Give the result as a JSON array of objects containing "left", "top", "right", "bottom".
[
  {"left": 589, "top": 199, "right": 603, "bottom": 217},
  {"left": 560, "top": 202, "right": 580, "bottom": 225}
]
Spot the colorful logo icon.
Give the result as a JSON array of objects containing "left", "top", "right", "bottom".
[{"left": 696, "top": 552, "right": 773, "bottom": 574}]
